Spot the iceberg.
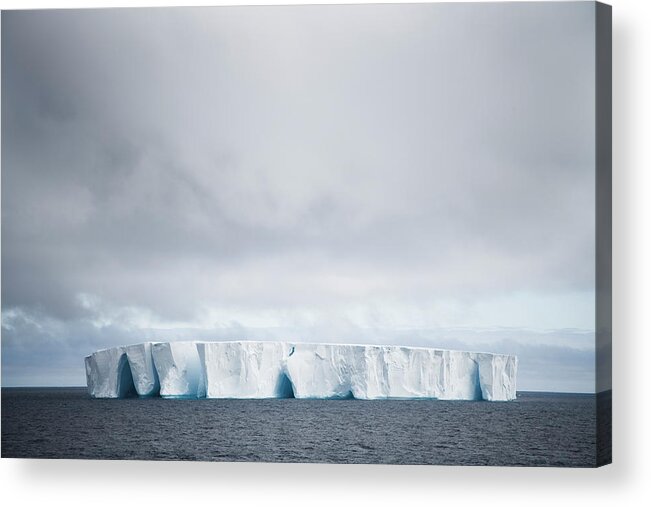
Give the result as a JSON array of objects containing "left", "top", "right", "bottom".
[{"left": 85, "top": 341, "right": 517, "bottom": 401}]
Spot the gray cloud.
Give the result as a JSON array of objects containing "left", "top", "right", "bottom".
[{"left": 2, "top": 4, "right": 598, "bottom": 391}]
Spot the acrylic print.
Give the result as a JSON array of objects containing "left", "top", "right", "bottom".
[{"left": 1, "top": 2, "right": 611, "bottom": 467}]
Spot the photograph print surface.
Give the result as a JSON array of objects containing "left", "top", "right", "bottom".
[{"left": 1, "top": 2, "right": 611, "bottom": 467}]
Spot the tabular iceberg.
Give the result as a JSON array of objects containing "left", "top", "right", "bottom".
[{"left": 85, "top": 341, "right": 517, "bottom": 401}]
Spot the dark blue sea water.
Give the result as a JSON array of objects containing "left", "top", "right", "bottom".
[{"left": 1, "top": 388, "right": 610, "bottom": 467}]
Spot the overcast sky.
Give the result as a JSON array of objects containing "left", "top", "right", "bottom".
[{"left": 2, "top": 3, "right": 599, "bottom": 392}]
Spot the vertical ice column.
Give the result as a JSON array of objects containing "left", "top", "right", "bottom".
[
  {"left": 438, "top": 350, "right": 483, "bottom": 400},
  {"left": 152, "top": 342, "right": 205, "bottom": 398},
  {"left": 380, "top": 346, "right": 446, "bottom": 399},
  {"left": 198, "top": 341, "right": 293, "bottom": 398},
  {"left": 285, "top": 343, "right": 356, "bottom": 399},
  {"left": 352, "top": 346, "right": 477, "bottom": 400},
  {"left": 477, "top": 353, "right": 518, "bottom": 401},
  {"left": 125, "top": 342, "right": 160, "bottom": 397},
  {"left": 349, "top": 345, "right": 389, "bottom": 399},
  {"left": 85, "top": 347, "right": 136, "bottom": 398}
]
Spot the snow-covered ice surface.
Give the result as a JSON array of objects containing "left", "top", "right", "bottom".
[{"left": 85, "top": 341, "right": 517, "bottom": 401}]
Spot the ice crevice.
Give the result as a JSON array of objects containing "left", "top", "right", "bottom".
[{"left": 85, "top": 341, "right": 517, "bottom": 401}]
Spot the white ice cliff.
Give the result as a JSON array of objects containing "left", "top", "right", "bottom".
[
  {"left": 85, "top": 346, "right": 135, "bottom": 399},
  {"left": 151, "top": 342, "right": 205, "bottom": 398},
  {"left": 198, "top": 341, "right": 294, "bottom": 398},
  {"left": 125, "top": 343, "right": 159, "bottom": 397},
  {"left": 85, "top": 341, "right": 517, "bottom": 401}
]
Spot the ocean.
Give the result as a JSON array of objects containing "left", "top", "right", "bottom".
[{"left": 1, "top": 388, "right": 610, "bottom": 467}]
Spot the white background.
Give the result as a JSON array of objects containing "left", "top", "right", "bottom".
[{"left": 0, "top": 0, "right": 648, "bottom": 505}]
